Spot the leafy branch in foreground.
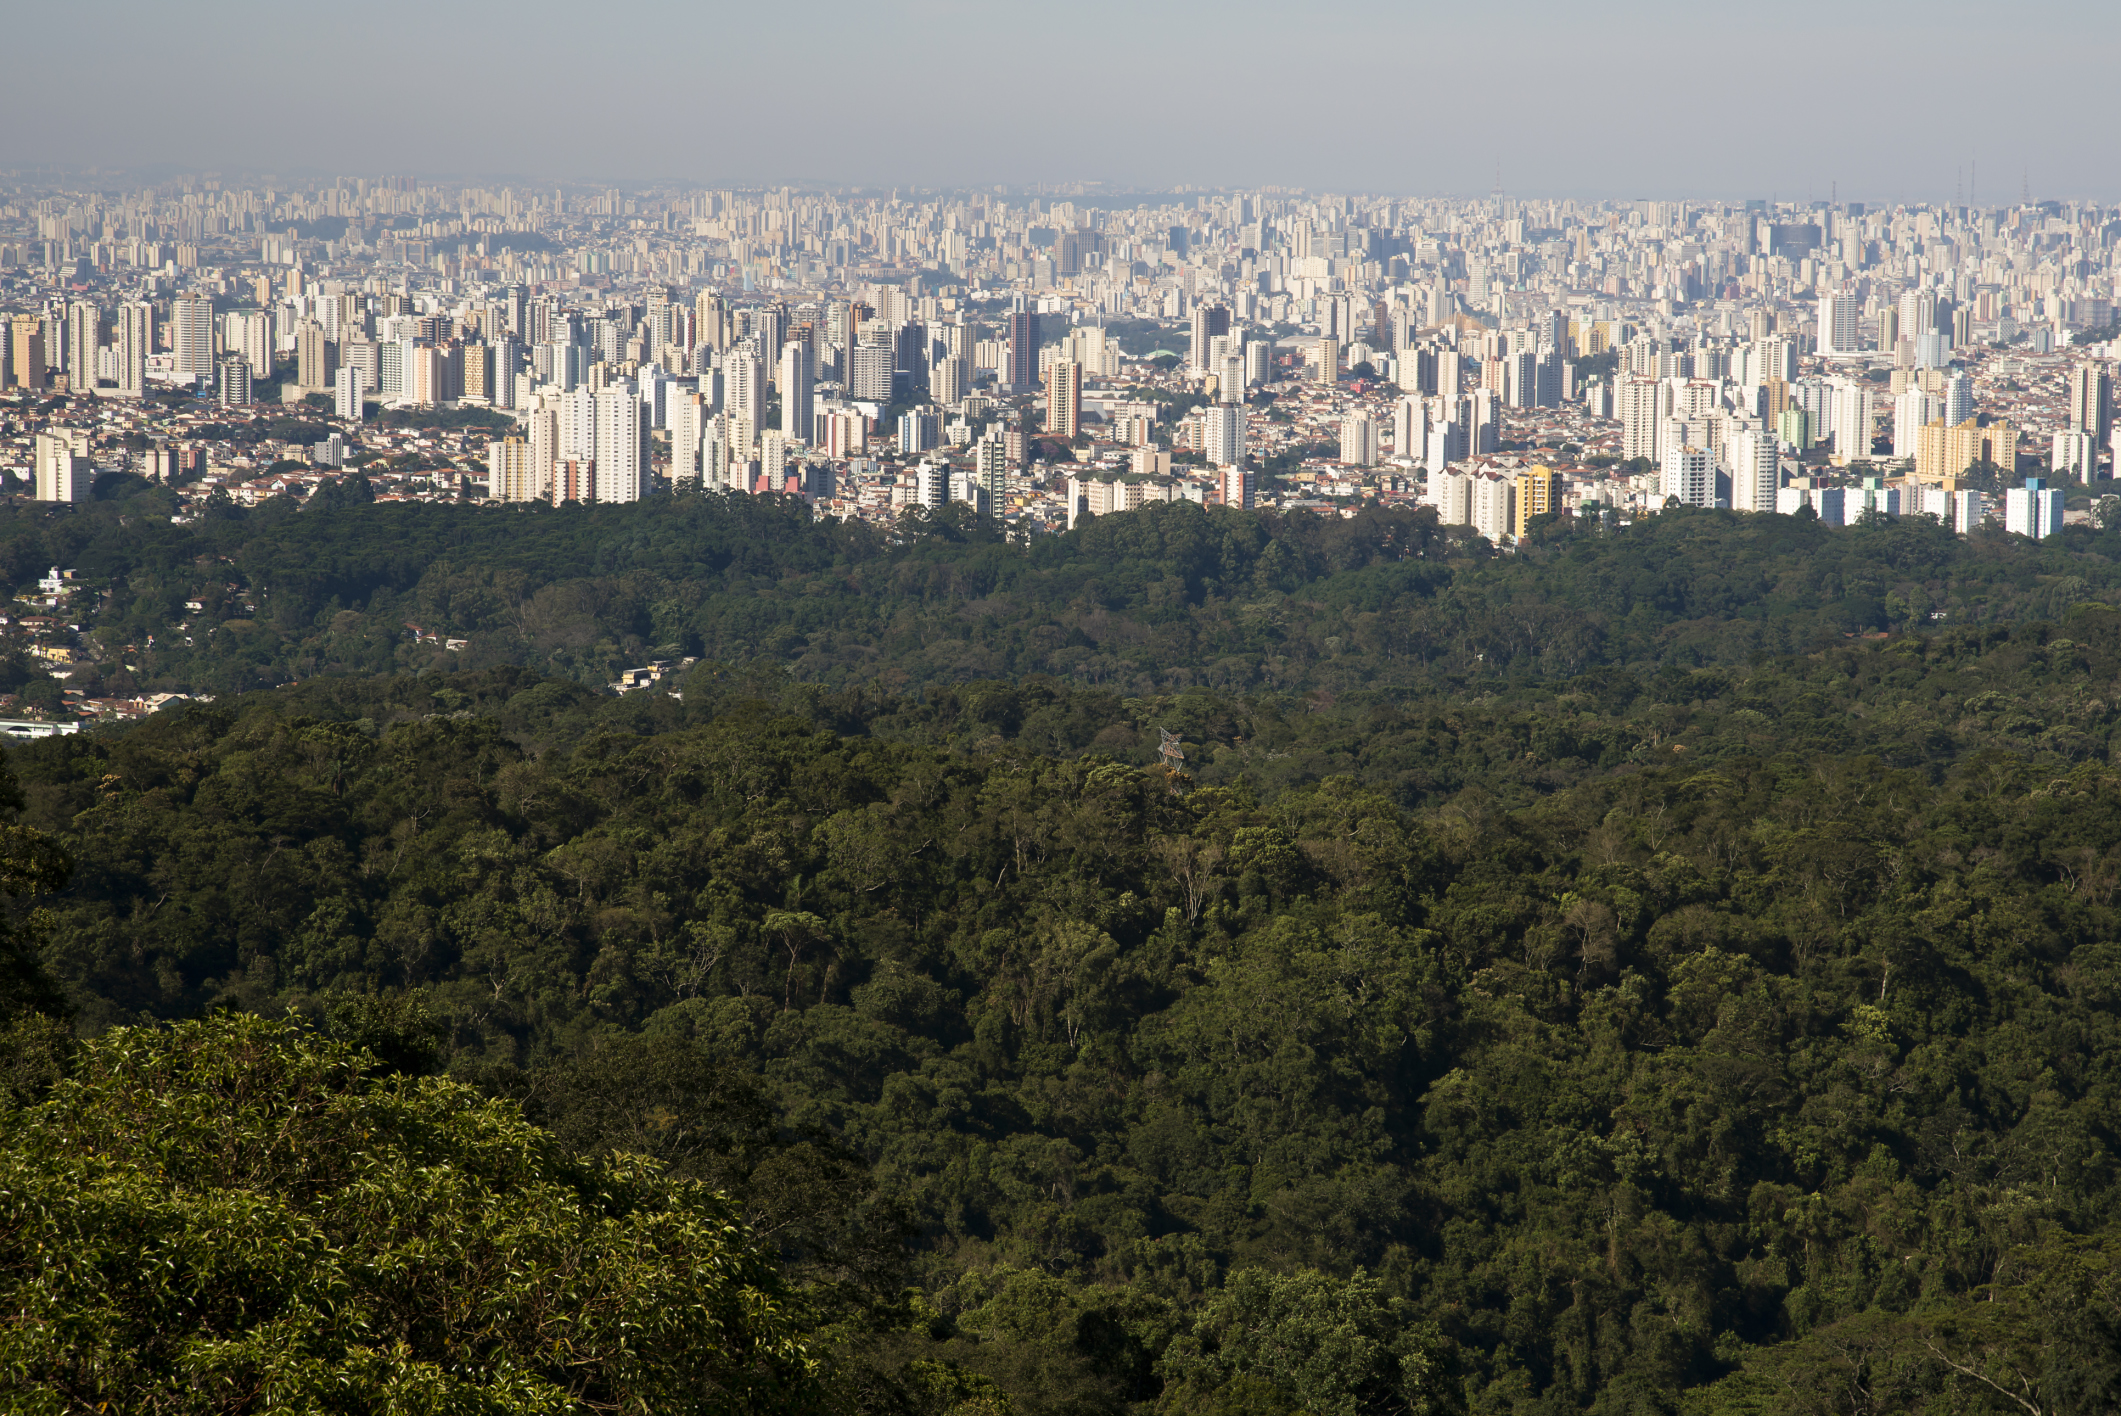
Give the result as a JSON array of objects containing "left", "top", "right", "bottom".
[{"left": 0, "top": 1012, "right": 819, "bottom": 1415}]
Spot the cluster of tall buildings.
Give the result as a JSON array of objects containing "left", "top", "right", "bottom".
[{"left": 2, "top": 174, "right": 2118, "bottom": 531}]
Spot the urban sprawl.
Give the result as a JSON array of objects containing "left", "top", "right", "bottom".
[{"left": 4, "top": 178, "right": 2119, "bottom": 561}]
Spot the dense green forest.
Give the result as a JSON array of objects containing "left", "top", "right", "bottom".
[
  {"left": 8, "top": 496, "right": 2121, "bottom": 1413},
  {"left": 11, "top": 483, "right": 2121, "bottom": 704}
]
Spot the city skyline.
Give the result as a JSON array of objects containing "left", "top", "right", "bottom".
[{"left": 4, "top": 0, "right": 2116, "bottom": 200}]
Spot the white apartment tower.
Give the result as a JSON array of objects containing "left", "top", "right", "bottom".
[
  {"left": 1724, "top": 425, "right": 1778, "bottom": 512},
  {"left": 1818, "top": 293, "right": 1862, "bottom": 357},
  {"left": 725, "top": 345, "right": 767, "bottom": 430},
  {"left": 65, "top": 301, "right": 100, "bottom": 396},
  {"left": 593, "top": 387, "right": 645, "bottom": 503},
  {"left": 1619, "top": 377, "right": 1664, "bottom": 462},
  {"left": 1661, "top": 443, "right": 1714, "bottom": 508},
  {"left": 116, "top": 301, "right": 152, "bottom": 398},
  {"left": 1339, "top": 413, "right": 1378, "bottom": 466},
  {"left": 1392, "top": 396, "right": 1424, "bottom": 462},
  {"left": 335, "top": 365, "right": 364, "bottom": 421},
  {"left": 172, "top": 297, "right": 215, "bottom": 382},
  {"left": 1204, "top": 403, "right": 1245, "bottom": 468}
]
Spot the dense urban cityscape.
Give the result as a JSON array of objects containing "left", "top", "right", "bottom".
[{"left": 4, "top": 177, "right": 2115, "bottom": 537}]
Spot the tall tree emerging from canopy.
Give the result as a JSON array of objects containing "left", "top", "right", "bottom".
[{"left": 0, "top": 1012, "right": 822, "bottom": 1415}]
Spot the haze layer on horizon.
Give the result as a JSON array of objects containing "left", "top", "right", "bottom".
[{"left": 5, "top": 0, "right": 2115, "bottom": 203}]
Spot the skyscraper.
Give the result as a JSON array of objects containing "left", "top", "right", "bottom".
[
  {"left": 1392, "top": 396, "right": 1424, "bottom": 462},
  {"left": 1204, "top": 403, "right": 1245, "bottom": 468},
  {"left": 217, "top": 356, "right": 251, "bottom": 407},
  {"left": 33, "top": 430, "right": 91, "bottom": 502},
  {"left": 594, "top": 386, "right": 646, "bottom": 503},
  {"left": 974, "top": 438, "right": 1009, "bottom": 517},
  {"left": 1311, "top": 336, "right": 1337, "bottom": 386},
  {"left": 1725, "top": 424, "right": 1778, "bottom": 512},
  {"left": 849, "top": 345, "right": 893, "bottom": 403},
  {"left": 1006, "top": 307, "right": 1039, "bottom": 393},
  {"left": 1619, "top": 377, "right": 1664, "bottom": 462},
  {"left": 1818, "top": 293, "right": 1862, "bottom": 357},
  {"left": 1189, "top": 303, "right": 1229, "bottom": 375},
  {"left": 488, "top": 438, "right": 541, "bottom": 502},
  {"left": 1338, "top": 413, "right": 1377, "bottom": 466},
  {"left": 172, "top": 297, "right": 215, "bottom": 383},
  {"left": 1045, "top": 359, "right": 1080, "bottom": 440},
  {"left": 1660, "top": 443, "right": 1713, "bottom": 507},
  {"left": 335, "top": 365, "right": 364, "bottom": 421},
  {"left": 2069, "top": 363, "right": 2113, "bottom": 444},
  {"left": 725, "top": 344, "right": 767, "bottom": 430},
  {"left": 116, "top": 302, "right": 152, "bottom": 398},
  {"left": 1942, "top": 371, "right": 1974, "bottom": 429},
  {"left": 66, "top": 301, "right": 101, "bottom": 396},
  {"left": 297, "top": 322, "right": 338, "bottom": 392},
  {"left": 12, "top": 314, "right": 48, "bottom": 390},
  {"left": 780, "top": 339, "right": 815, "bottom": 446}
]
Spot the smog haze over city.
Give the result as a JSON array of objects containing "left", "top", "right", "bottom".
[{"left": 3, "top": 0, "right": 2115, "bottom": 200}]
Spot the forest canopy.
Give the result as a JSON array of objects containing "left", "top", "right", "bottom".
[{"left": 8, "top": 494, "right": 2121, "bottom": 1415}]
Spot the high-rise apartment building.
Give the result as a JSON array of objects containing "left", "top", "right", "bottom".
[
  {"left": 1339, "top": 413, "right": 1377, "bottom": 466},
  {"left": 488, "top": 438, "right": 542, "bottom": 502},
  {"left": 1817, "top": 293, "right": 1862, "bottom": 356},
  {"left": 1005, "top": 307, "right": 1039, "bottom": 393},
  {"left": 1311, "top": 336, "right": 1338, "bottom": 386},
  {"left": 1514, "top": 465, "right": 1560, "bottom": 538},
  {"left": 12, "top": 314, "right": 48, "bottom": 390},
  {"left": 931, "top": 355, "right": 967, "bottom": 408},
  {"left": 974, "top": 438, "right": 1009, "bottom": 515},
  {"left": 1725, "top": 424, "right": 1778, "bottom": 512},
  {"left": 116, "top": 302, "right": 152, "bottom": 398},
  {"left": 65, "top": 301, "right": 100, "bottom": 396},
  {"left": 1619, "top": 377, "right": 1664, "bottom": 462},
  {"left": 1204, "top": 403, "right": 1244, "bottom": 468},
  {"left": 33, "top": 430, "right": 91, "bottom": 502},
  {"left": 335, "top": 365, "right": 364, "bottom": 421},
  {"left": 172, "top": 297, "right": 215, "bottom": 383},
  {"left": 2053, "top": 429, "right": 2098, "bottom": 481},
  {"left": 594, "top": 387, "right": 645, "bottom": 503},
  {"left": 1942, "top": 371, "right": 1974, "bottom": 429},
  {"left": 1392, "top": 396, "right": 1424, "bottom": 462},
  {"left": 2005, "top": 478, "right": 2064, "bottom": 540},
  {"left": 1915, "top": 418, "right": 2017, "bottom": 483},
  {"left": 1189, "top": 303, "right": 1229, "bottom": 375},
  {"left": 217, "top": 355, "right": 251, "bottom": 407},
  {"left": 296, "top": 322, "right": 337, "bottom": 391},
  {"left": 2069, "top": 363, "right": 2113, "bottom": 444},
  {"left": 1660, "top": 443, "right": 1714, "bottom": 508},
  {"left": 1893, "top": 388, "right": 1942, "bottom": 459},
  {"left": 848, "top": 344, "right": 893, "bottom": 403},
  {"left": 725, "top": 345, "right": 766, "bottom": 429},
  {"left": 1045, "top": 359, "right": 1080, "bottom": 439},
  {"left": 780, "top": 339, "right": 815, "bottom": 445}
]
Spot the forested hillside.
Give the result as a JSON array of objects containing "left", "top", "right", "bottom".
[
  {"left": 10, "top": 483, "right": 2121, "bottom": 701},
  {"left": 8, "top": 499, "right": 2121, "bottom": 1415}
]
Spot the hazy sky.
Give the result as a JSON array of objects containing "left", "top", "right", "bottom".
[{"left": 5, "top": 0, "right": 2116, "bottom": 201}]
